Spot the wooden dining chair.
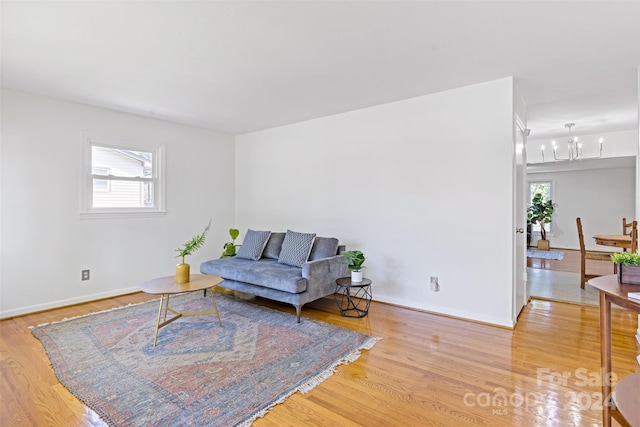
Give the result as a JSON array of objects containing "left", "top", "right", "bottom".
[
  {"left": 622, "top": 218, "right": 634, "bottom": 252},
  {"left": 576, "top": 217, "right": 617, "bottom": 289},
  {"left": 631, "top": 220, "right": 638, "bottom": 253}
]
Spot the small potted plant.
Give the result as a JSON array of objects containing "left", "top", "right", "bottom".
[
  {"left": 220, "top": 228, "right": 240, "bottom": 258},
  {"left": 527, "top": 193, "right": 555, "bottom": 250},
  {"left": 611, "top": 252, "right": 640, "bottom": 285},
  {"left": 342, "top": 250, "right": 366, "bottom": 282},
  {"left": 175, "top": 220, "right": 211, "bottom": 284}
]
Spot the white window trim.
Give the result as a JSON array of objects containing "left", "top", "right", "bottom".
[{"left": 80, "top": 136, "right": 166, "bottom": 219}]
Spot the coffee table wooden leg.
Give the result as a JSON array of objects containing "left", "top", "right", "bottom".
[
  {"left": 153, "top": 294, "right": 165, "bottom": 347},
  {"left": 162, "top": 295, "right": 170, "bottom": 322},
  {"left": 209, "top": 288, "right": 222, "bottom": 326}
]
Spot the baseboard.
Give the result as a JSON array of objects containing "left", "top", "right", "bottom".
[
  {"left": 373, "top": 294, "right": 515, "bottom": 329},
  {"left": 0, "top": 286, "right": 140, "bottom": 319}
]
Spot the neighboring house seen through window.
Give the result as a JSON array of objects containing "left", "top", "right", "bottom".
[
  {"left": 81, "top": 138, "right": 165, "bottom": 218},
  {"left": 92, "top": 167, "right": 110, "bottom": 193}
]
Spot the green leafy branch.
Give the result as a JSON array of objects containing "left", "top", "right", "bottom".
[{"left": 175, "top": 220, "right": 211, "bottom": 263}]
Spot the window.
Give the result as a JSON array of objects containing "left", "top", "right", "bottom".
[
  {"left": 528, "top": 180, "right": 553, "bottom": 233},
  {"left": 81, "top": 137, "right": 165, "bottom": 218},
  {"left": 92, "top": 167, "right": 110, "bottom": 192}
]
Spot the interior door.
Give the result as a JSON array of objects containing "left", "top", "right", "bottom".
[{"left": 513, "top": 120, "right": 529, "bottom": 321}]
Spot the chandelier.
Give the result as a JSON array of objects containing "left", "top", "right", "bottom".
[{"left": 540, "top": 123, "right": 603, "bottom": 162}]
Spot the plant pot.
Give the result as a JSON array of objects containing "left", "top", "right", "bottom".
[
  {"left": 618, "top": 264, "right": 640, "bottom": 285},
  {"left": 351, "top": 270, "right": 363, "bottom": 282},
  {"left": 176, "top": 263, "right": 190, "bottom": 284},
  {"left": 537, "top": 239, "right": 550, "bottom": 250}
]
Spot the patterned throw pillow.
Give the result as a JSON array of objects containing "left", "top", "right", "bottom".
[
  {"left": 278, "top": 230, "right": 317, "bottom": 267},
  {"left": 235, "top": 229, "right": 272, "bottom": 261}
]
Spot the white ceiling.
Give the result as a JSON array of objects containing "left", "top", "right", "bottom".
[{"left": 2, "top": 1, "right": 639, "bottom": 138}]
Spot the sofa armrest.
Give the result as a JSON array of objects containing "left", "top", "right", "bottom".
[{"left": 301, "top": 255, "right": 349, "bottom": 300}]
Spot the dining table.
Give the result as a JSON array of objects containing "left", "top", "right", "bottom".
[{"left": 593, "top": 234, "right": 636, "bottom": 252}]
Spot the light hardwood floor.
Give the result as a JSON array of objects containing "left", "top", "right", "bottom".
[{"left": 1, "top": 285, "right": 638, "bottom": 426}]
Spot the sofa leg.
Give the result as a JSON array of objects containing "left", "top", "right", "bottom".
[{"left": 295, "top": 305, "right": 301, "bottom": 323}]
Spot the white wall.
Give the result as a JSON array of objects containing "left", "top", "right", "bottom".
[
  {"left": 527, "top": 160, "right": 635, "bottom": 250},
  {"left": 0, "top": 89, "right": 236, "bottom": 318},
  {"left": 236, "top": 78, "right": 516, "bottom": 327}
]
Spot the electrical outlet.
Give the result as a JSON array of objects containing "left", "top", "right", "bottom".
[
  {"left": 430, "top": 276, "right": 440, "bottom": 292},
  {"left": 82, "top": 269, "right": 90, "bottom": 281}
]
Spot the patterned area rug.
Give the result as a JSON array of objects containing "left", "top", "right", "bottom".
[
  {"left": 526, "top": 249, "right": 564, "bottom": 260},
  {"left": 31, "top": 292, "right": 379, "bottom": 426}
]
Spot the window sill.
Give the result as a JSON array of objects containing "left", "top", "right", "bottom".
[{"left": 79, "top": 210, "right": 167, "bottom": 220}]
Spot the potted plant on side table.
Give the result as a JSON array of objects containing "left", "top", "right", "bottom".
[
  {"left": 527, "top": 193, "right": 555, "bottom": 250},
  {"left": 342, "top": 250, "right": 366, "bottom": 282},
  {"left": 175, "top": 220, "right": 211, "bottom": 284},
  {"left": 611, "top": 252, "right": 640, "bottom": 285}
]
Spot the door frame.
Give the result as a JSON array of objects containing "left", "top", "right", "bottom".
[{"left": 513, "top": 117, "right": 529, "bottom": 322}]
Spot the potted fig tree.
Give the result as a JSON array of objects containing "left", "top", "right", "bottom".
[{"left": 527, "top": 193, "right": 555, "bottom": 250}]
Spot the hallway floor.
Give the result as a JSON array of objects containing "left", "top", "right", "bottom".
[
  {"left": 527, "top": 268, "right": 599, "bottom": 306},
  {"left": 527, "top": 247, "right": 615, "bottom": 306}
]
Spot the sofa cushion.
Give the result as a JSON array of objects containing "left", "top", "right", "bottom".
[
  {"left": 236, "top": 229, "right": 271, "bottom": 261},
  {"left": 309, "top": 237, "right": 339, "bottom": 261},
  {"left": 262, "top": 232, "right": 286, "bottom": 259},
  {"left": 200, "top": 258, "right": 307, "bottom": 293},
  {"left": 278, "top": 230, "right": 316, "bottom": 267}
]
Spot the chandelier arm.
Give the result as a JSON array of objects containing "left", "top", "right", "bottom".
[
  {"left": 577, "top": 144, "right": 603, "bottom": 160},
  {"left": 541, "top": 123, "right": 603, "bottom": 162},
  {"left": 552, "top": 148, "right": 570, "bottom": 161}
]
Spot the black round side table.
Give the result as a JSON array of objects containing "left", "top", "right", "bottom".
[{"left": 334, "top": 277, "right": 372, "bottom": 318}]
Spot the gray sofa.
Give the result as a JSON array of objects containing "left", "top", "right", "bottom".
[{"left": 200, "top": 231, "right": 348, "bottom": 322}]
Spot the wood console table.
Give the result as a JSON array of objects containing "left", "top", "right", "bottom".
[{"left": 588, "top": 275, "right": 640, "bottom": 427}]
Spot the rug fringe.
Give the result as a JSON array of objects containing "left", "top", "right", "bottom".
[
  {"left": 297, "top": 336, "right": 381, "bottom": 394},
  {"left": 28, "top": 298, "right": 158, "bottom": 329},
  {"left": 236, "top": 335, "right": 381, "bottom": 427}
]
